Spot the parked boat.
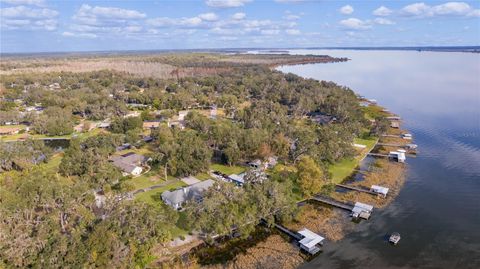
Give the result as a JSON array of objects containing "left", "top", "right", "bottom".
[{"left": 389, "top": 232, "right": 401, "bottom": 245}]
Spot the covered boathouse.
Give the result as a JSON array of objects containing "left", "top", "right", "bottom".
[
  {"left": 298, "top": 228, "right": 325, "bottom": 255},
  {"left": 351, "top": 202, "right": 374, "bottom": 219}
]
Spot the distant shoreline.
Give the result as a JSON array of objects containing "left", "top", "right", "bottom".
[{"left": 1, "top": 45, "right": 479, "bottom": 57}]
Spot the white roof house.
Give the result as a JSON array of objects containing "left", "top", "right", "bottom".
[
  {"left": 228, "top": 173, "right": 245, "bottom": 185},
  {"left": 298, "top": 228, "right": 325, "bottom": 254},
  {"left": 351, "top": 202, "right": 374, "bottom": 219},
  {"left": 371, "top": 185, "right": 389, "bottom": 197}
]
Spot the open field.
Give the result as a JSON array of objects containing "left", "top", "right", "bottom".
[{"left": 210, "top": 163, "right": 246, "bottom": 175}]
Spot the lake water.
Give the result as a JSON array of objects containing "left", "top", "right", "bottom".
[{"left": 278, "top": 50, "right": 480, "bottom": 269}]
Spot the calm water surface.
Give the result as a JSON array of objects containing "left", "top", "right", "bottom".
[{"left": 279, "top": 50, "right": 480, "bottom": 269}]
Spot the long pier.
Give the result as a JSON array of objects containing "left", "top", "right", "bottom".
[
  {"left": 310, "top": 195, "right": 354, "bottom": 211},
  {"left": 381, "top": 134, "right": 402, "bottom": 138},
  {"left": 336, "top": 184, "right": 378, "bottom": 196},
  {"left": 271, "top": 222, "right": 302, "bottom": 241},
  {"left": 377, "top": 143, "right": 406, "bottom": 147},
  {"left": 367, "top": 153, "right": 389, "bottom": 158}
]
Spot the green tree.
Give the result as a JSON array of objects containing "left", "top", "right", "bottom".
[{"left": 295, "top": 156, "right": 326, "bottom": 197}]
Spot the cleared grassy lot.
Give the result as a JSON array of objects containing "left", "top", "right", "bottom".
[
  {"left": 328, "top": 136, "right": 378, "bottom": 183},
  {"left": 210, "top": 163, "right": 246, "bottom": 175},
  {"left": 135, "top": 180, "right": 187, "bottom": 205}
]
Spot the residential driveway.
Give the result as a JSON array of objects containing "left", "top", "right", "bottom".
[{"left": 181, "top": 176, "right": 201, "bottom": 185}]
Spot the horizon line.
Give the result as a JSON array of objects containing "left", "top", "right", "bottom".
[{"left": 1, "top": 45, "right": 479, "bottom": 56}]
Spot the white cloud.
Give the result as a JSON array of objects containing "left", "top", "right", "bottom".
[
  {"left": 231, "top": 12, "right": 246, "bottom": 20},
  {"left": 373, "top": 6, "right": 392, "bottom": 16},
  {"left": 62, "top": 31, "right": 97, "bottom": 38},
  {"left": 205, "top": 0, "right": 252, "bottom": 8},
  {"left": 1, "top": 5, "right": 57, "bottom": 18},
  {"left": 468, "top": 9, "right": 480, "bottom": 17},
  {"left": 74, "top": 4, "right": 145, "bottom": 24},
  {"left": 340, "top": 5, "right": 354, "bottom": 15},
  {"left": 374, "top": 18, "right": 395, "bottom": 25},
  {"left": 339, "top": 18, "right": 371, "bottom": 30},
  {"left": 401, "top": 2, "right": 433, "bottom": 17},
  {"left": 65, "top": 4, "right": 147, "bottom": 38},
  {"left": 147, "top": 16, "right": 204, "bottom": 28},
  {"left": 198, "top": 12, "right": 218, "bottom": 21},
  {"left": 284, "top": 14, "right": 300, "bottom": 20},
  {"left": 432, "top": 2, "right": 471, "bottom": 16},
  {"left": 0, "top": 5, "right": 58, "bottom": 30},
  {"left": 401, "top": 2, "right": 480, "bottom": 18},
  {"left": 285, "top": 29, "right": 300, "bottom": 35},
  {"left": 0, "top": 0, "right": 45, "bottom": 6},
  {"left": 261, "top": 29, "right": 280, "bottom": 35}
]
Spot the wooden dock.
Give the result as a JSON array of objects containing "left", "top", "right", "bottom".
[
  {"left": 271, "top": 222, "right": 302, "bottom": 241},
  {"left": 311, "top": 195, "right": 354, "bottom": 211},
  {"left": 367, "top": 153, "right": 389, "bottom": 158},
  {"left": 377, "top": 143, "right": 406, "bottom": 147},
  {"left": 381, "top": 134, "right": 402, "bottom": 138},
  {"left": 335, "top": 184, "right": 378, "bottom": 196}
]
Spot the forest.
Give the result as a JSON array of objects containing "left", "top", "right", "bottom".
[{"left": 0, "top": 53, "right": 386, "bottom": 268}]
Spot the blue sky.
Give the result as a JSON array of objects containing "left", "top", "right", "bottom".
[{"left": 1, "top": 0, "right": 479, "bottom": 53}]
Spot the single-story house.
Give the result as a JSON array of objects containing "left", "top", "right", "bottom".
[
  {"left": 143, "top": 121, "right": 160, "bottom": 129},
  {"left": 162, "top": 179, "right": 215, "bottom": 210},
  {"left": 298, "top": 228, "right": 325, "bottom": 255},
  {"left": 110, "top": 153, "right": 147, "bottom": 176}
]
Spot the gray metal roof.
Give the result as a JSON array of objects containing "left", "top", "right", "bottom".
[{"left": 162, "top": 179, "right": 215, "bottom": 205}]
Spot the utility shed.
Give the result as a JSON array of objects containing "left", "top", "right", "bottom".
[
  {"left": 298, "top": 228, "right": 324, "bottom": 255},
  {"left": 371, "top": 185, "right": 389, "bottom": 197},
  {"left": 351, "top": 202, "right": 374, "bottom": 220}
]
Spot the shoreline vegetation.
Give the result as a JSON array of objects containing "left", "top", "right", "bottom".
[
  {"left": 0, "top": 52, "right": 408, "bottom": 269},
  {"left": 158, "top": 105, "right": 409, "bottom": 269}
]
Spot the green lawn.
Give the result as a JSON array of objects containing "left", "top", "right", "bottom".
[
  {"left": 0, "top": 124, "right": 27, "bottom": 130},
  {"left": 328, "top": 158, "right": 358, "bottom": 183},
  {"left": 210, "top": 163, "right": 246, "bottom": 175},
  {"left": 131, "top": 171, "right": 165, "bottom": 190},
  {"left": 194, "top": 172, "right": 212, "bottom": 181},
  {"left": 0, "top": 127, "right": 107, "bottom": 141},
  {"left": 135, "top": 180, "right": 187, "bottom": 205},
  {"left": 328, "top": 136, "right": 378, "bottom": 183},
  {"left": 354, "top": 137, "right": 377, "bottom": 150}
]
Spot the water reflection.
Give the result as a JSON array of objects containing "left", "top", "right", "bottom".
[{"left": 278, "top": 50, "right": 480, "bottom": 269}]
